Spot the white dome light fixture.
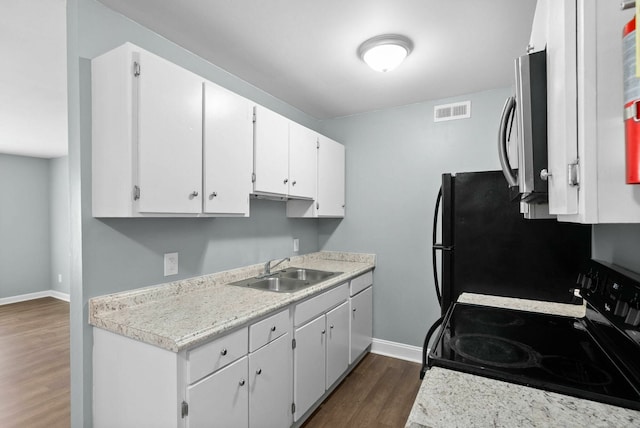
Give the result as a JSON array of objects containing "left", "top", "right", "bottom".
[{"left": 358, "top": 34, "right": 413, "bottom": 72}]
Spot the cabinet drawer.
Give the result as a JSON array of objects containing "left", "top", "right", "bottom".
[
  {"left": 249, "top": 309, "right": 289, "bottom": 352},
  {"left": 295, "top": 283, "right": 348, "bottom": 327},
  {"left": 188, "top": 327, "right": 248, "bottom": 384},
  {"left": 350, "top": 270, "right": 373, "bottom": 296}
]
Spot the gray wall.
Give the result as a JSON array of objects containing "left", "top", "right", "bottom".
[
  {"left": 68, "top": 0, "right": 322, "bottom": 425},
  {"left": 0, "top": 154, "right": 51, "bottom": 299},
  {"left": 50, "top": 156, "right": 70, "bottom": 294},
  {"left": 593, "top": 224, "right": 640, "bottom": 274},
  {"left": 319, "top": 88, "right": 513, "bottom": 346}
]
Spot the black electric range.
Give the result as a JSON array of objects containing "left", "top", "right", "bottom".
[{"left": 425, "top": 260, "right": 640, "bottom": 410}]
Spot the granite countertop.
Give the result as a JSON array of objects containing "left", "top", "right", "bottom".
[
  {"left": 405, "top": 293, "right": 640, "bottom": 427},
  {"left": 89, "top": 251, "right": 375, "bottom": 352}
]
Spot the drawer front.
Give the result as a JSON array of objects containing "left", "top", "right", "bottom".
[
  {"left": 350, "top": 270, "right": 373, "bottom": 296},
  {"left": 249, "top": 309, "right": 289, "bottom": 352},
  {"left": 188, "top": 327, "right": 248, "bottom": 384},
  {"left": 294, "top": 283, "right": 348, "bottom": 327}
]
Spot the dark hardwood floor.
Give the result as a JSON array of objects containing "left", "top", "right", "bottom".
[
  {"left": 0, "top": 297, "right": 70, "bottom": 428},
  {"left": 302, "top": 353, "right": 422, "bottom": 428}
]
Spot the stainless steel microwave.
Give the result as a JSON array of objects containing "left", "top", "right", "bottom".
[{"left": 498, "top": 49, "right": 548, "bottom": 204}]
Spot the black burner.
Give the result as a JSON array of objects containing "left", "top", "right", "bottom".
[
  {"left": 450, "top": 334, "right": 538, "bottom": 368},
  {"left": 461, "top": 307, "right": 525, "bottom": 328}
]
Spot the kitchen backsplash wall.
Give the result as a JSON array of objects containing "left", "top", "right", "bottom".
[
  {"left": 593, "top": 224, "right": 640, "bottom": 274},
  {"left": 318, "top": 87, "right": 513, "bottom": 348}
]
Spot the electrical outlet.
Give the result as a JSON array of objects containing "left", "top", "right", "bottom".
[
  {"left": 57, "top": 274, "right": 62, "bottom": 283},
  {"left": 164, "top": 252, "right": 179, "bottom": 276},
  {"left": 293, "top": 238, "right": 300, "bottom": 252}
]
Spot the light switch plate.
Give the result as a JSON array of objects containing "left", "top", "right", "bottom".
[
  {"left": 293, "top": 238, "right": 299, "bottom": 253},
  {"left": 164, "top": 252, "right": 179, "bottom": 276}
]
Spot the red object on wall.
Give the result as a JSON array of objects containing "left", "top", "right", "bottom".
[{"left": 623, "top": 17, "right": 640, "bottom": 184}]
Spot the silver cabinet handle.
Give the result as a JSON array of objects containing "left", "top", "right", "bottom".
[
  {"left": 321, "top": 330, "right": 326, "bottom": 334},
  {"left": 284, "top": 178, "right": 289, "bottom": 184},
  {"left": 292, "top": 180, "right": 297, "bottom": 186},
  {"left": 353, "top": 308, "right": 357, "bottom": 312},
  {"left": 330, "top": 325, "right": 334, "bottom": 329},
  {"left": 256, "top": 368, "right": 262, "bottom": 375},
  {"left": 540, "top": 169, "right": 552, "bottom": 181},
  {"left": 209, "top": 192, "right": 217, "bottom": 199},
  {"left": 239, "top": 379, "right": 245, "bottom": 386},
  {"left": 270, "top": 326, "right": 276, "bottom": 332},
  {"left": 190, "top": 191, "right": 199, "bottom": 198},
  {"left": 220, "top": 348, "right": 227, "bottom": 356}
]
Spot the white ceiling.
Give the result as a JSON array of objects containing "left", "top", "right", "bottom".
[
  {"left": 0, "top": 0, "right": 68, "bottom": 158},
  {"left": 0, "top": 0, "right": 537, "bottom": 158},
  {"left": 98, "top": 0, "right": 537, "bottom": 119}
]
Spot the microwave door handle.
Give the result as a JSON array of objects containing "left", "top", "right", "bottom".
[{"left": 498, "top": 96, "right": 518, "bottom": 188}]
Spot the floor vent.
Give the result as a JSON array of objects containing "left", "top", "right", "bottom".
[{"left": 434, "top": 101, "right": 471, "bottom": 122}]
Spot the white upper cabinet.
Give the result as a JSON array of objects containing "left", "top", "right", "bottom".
[
  {"left": 538, "top": 0, "right": 640, "bottom": 223},
  {"left": 92, "top": 43, "right": 204, "bottom": 217},
  {"left": 288, "top": 122, "right": 318, "bottom": 199},
  {"left": 253, "top": 105, "right": 290, "bottom": 198},
  {"left": 317, "top": 136, "right": 345, "bottom": 217},
  {"left": 203, "top": 82, "right": 253, "bottom": 216}
]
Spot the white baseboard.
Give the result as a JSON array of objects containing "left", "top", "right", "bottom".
[
  {"left": 0, "top": 290, "right": 70, "bottom": 306},
  {"left": 370, "top": 338, "right": 422, "bottom": 363}
]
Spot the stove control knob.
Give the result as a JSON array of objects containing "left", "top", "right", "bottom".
[
  {"left": 614, "top": 300, "right": 630, "bottom": 318},
  {"left": 625, "top": 307, "right": 640, "bottom": 327}
]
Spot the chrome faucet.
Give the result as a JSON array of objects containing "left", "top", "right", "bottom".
[{"left": 261, "top": 257, "right": 290, "bottom": 277}]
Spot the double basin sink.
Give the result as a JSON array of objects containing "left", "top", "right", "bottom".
[{"left": 230, "top": 267, "right": 342, "bottom": 293}]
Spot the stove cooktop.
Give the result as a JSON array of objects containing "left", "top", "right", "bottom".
[{"left": 426, "top": 260, "right": 640, "bottom": 411}]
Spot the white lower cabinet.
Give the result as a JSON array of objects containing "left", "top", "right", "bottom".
[
  {"left": 293, "top": 284, "right": 350, "bottom": 421},
  {"left": 187, "top": 356, "right": 249, "bottom": 428},
  {"left": 248, "top": 333, "right": 292, "bottom": 428},
  {"left": 350, "top": 286, "right": 373, "bottom": 364}
]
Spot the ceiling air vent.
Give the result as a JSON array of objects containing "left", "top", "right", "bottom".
[{"left": 433, "top": 101, "right": 471, "bottom": 122}]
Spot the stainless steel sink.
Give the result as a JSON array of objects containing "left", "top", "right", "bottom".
[
  {"left": 229, "top": 267, "right": 342, "bottom": 293},
  {"left": 278, "top": 268, "right": 337, "bottom": 282}
]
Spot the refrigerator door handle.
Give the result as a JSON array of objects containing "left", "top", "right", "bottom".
[
  {"left": 432, "top": 187, "right": 444, "bottom": 307},
  {"left": 432, "top": 244, "right": 453, "bottom": 251},
  {"left": 498, "top": 96, "right": 518, "bottom": 188}
]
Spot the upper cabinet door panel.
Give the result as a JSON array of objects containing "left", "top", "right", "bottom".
[
  {"left": 317, "top": 136, "right": 345, "bottom": 218},
  {"left": 253, "top": 106, "right": 289, "bottom": 196},
  {"left": 135, "top": 50, "right": 203, "bottom": 213},
  {"left": 203, "top": 82, "right": 253, "bottom": 216},
  {"left": 289, "top": 122, "right": 317, "bottom": 199}
]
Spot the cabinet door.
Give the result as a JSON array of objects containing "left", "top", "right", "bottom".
[
  {"left": 248, "top": 333, "right": 292, "bottom": 428},
  {"left": 293, "top": 314, "right": 326, "bottom": 421},
  {"left": 187, "top": 356, "right": 248, "bottom": 428},
  {"left": 542, "top": 0, "right": 580, "bottom": 215},
  {"left": 350, "top": 286, "right": 373, "bottom": 364},
  {"left": 203, "top": 82, "right": 253, "bottom": 216},
  {"left": 289, "top": 123, "right": 317, "bottom": 199},
  {"left": 253, "top": 106, "right": 289, "bottom": 196},
  {"left": 135, "top": 50, "right": 203, "bottom": 214},
  {"left": 317, "top": 136, "right": 345, "bottom": 217},
  {"left": 326, "top": 301, "right": 349, "bottom": 388}
]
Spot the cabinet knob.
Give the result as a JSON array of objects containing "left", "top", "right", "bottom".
[
  {"left": 284, "top": 178, "right": 289, "bottom": 184},
  {"left": 321, "top": 330, "right": 326, "bottom": 335},
  {"left": 330, "top": 324, "right": 334, "bottom": 329},
  {"left": 292, "top": 180, "right": 297, "bottom": 186},
  {"left": 220, "top": 348, "right": 227, "bottom": 356},
  {"left": 353, "top": 308, "right": 357, "bottom": 312},
  {"left": 270, "top": 326, "right": 276, "bottom": 332},
  {"left": 239, "top": 379, "right": 245, "bottom": 386},
  {"left": 209, "top": 192, "right": 217, "bottom": 199},
  {"left": 256, "top": 368, "right": 262, "bottom": 375},
  {"left": 540, "top": 169, "right": 552, "bottom": 181},
  {"left": 190, "top": 191, "right": 199, "bottom": 198}
]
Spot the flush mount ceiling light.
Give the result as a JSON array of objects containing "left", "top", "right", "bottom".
[{"left": 358, "top": 34, "right": 413, "bottom": 72}]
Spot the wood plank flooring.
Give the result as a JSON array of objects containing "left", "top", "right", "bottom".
[
  {"left": 302, "top": 353, "right": 422, "bottom": 428},
  {"left": 0, "top": 298, "right": 70, "bottom": 428}
]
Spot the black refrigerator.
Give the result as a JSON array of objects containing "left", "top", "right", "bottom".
[{"left": 434, "top": 171, "right": 592, "bottom": 315}]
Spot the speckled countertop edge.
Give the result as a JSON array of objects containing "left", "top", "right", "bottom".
[
  {"left": 405, "top": 292, "right": 640, "bottom": 427},
  {"left": 89, "top": 251, "right": 375, "bottom": 352}
]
